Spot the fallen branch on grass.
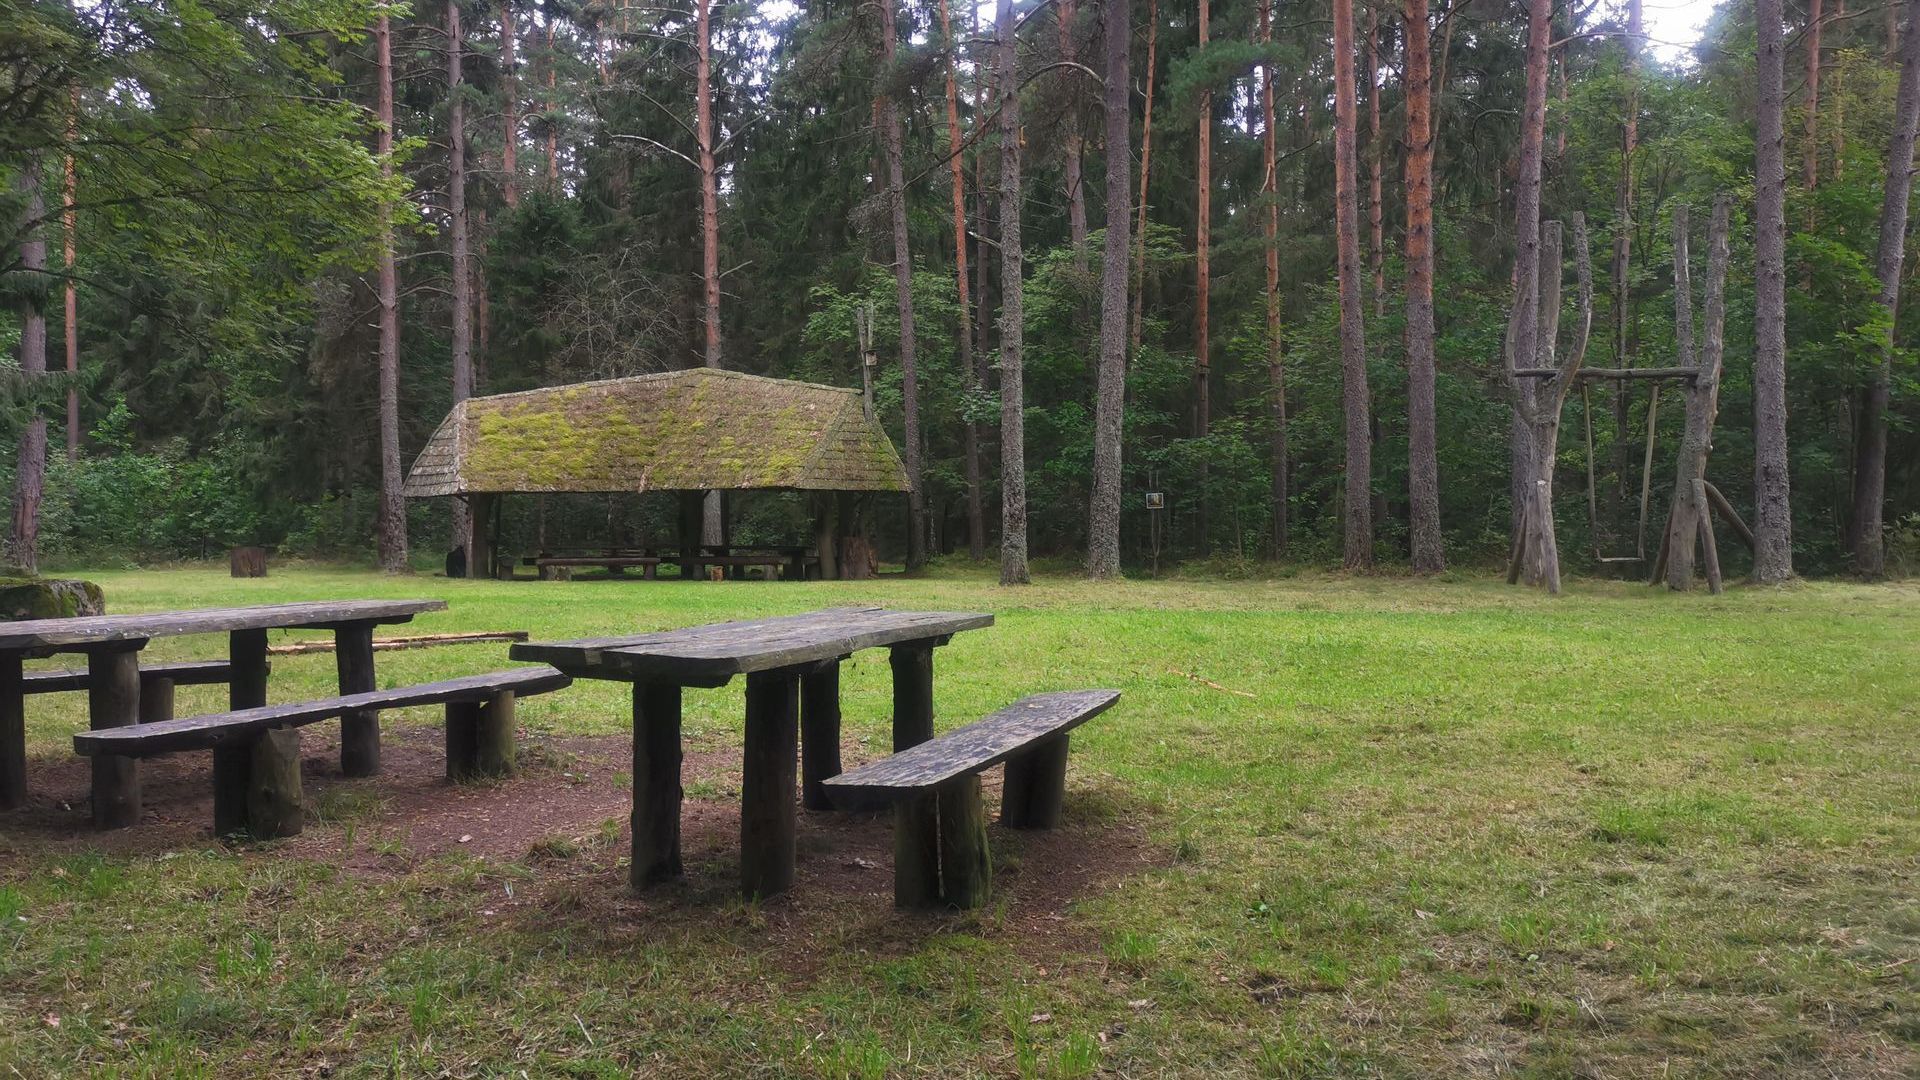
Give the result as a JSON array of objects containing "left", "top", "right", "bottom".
[
  {"left": 266, "top": 631, "right": 529, "bottom": 656},
  {"left": 1168, "top": 668, "right": 1256, "bottom": 698}
]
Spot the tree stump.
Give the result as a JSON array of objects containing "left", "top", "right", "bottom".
[
  {"left": 838, "top": 535, "right": 877, "bottom": 580},
  {"left": 229, "top": 547, "right": 268, "bottom": 578}
]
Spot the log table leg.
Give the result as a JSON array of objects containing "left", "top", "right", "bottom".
[
  {"left": 889, "top": 643, "right": 940, "bottom": 907},
  {"left": 800, "top": 661, "right": 843, "bottom": 811},
  {"left": 335, "top": 622, "right": 379, "bottom": 776},
  {"left": 0, "top": 653, "right": 23, "bottom": 810},
  {"left": 138, "top": 676, "right": 175, "bottom": 725},
  {"left": 219, "top": 628, "right": 303, "bottom": 836},
  {"left": 740, "top": 670, "right": 800, "bottom": 900},
  {"left": 631, "top": 682, "right": 684, "bottom": 887},
  {"left": 88, "top": 646, "right": 143, "bottom": 830},
  {"left": 229, "top": 629, "right": 270, "bottom": 709},
  {"left": 1001, "top": 736, "right": 1071, "bottom": 829}
]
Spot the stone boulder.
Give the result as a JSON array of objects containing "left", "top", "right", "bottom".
[{"left": 0, "top": 578, "right": 106, "bottom": 620}]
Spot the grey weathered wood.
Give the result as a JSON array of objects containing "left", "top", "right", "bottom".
[
  {"left": 0, "top": 653, "right": 24, "bottom": 809},
  {"left": 739, "top": 670, "right": 800, "bottom": 900},
  {"left": 535, "top": 556, "right": 661, "bottom": 569},
  {"left": 23, "top": 660, "right": 245, "bottom": 696},
  {"left": 212, "top": 742, "right": 252, "bottom": 835},
  {"left": 890, "top": 644, "right": 935, "bottom": 750},
  {"left": 1695, "top": 479, "right": 1725, "bottom": 595},
  {"left": 631, "top": 682, "right": 684, "bottom": 886},
  {"left": 335, "top": 622, "right": 379, "bottom": 777},
  {"left": 800, "top": 661, "right": 843, "bottom": 811},
  {"left": 0, "top": 599, "right": 445, "bottom": 653},
  {"left": 1703, "top": 480, "right": 1755, "bottom": 552},
  {"left": 894, "top": 793, "right": 941, "bottom": 909},
  {"left": 74, "top": 667, "right": 571, "bottom": 757},
  {"left": 1001, "top": 735, "right": 1071, "bottom": 828},
  {"left": 823, "top": 690, "right": 1119, "bottom": 803},
  {"left": 938, "top": 775, "right": 992, "bottom": 908},
  {"left": 138, "top": 677, "right": 175, "bottom": 725},
  {"left": 512, "top": 607, "right": 992, "bottom": 683},
  {"left": 228, "top": 629, "right": 270, "bottom": 710},
  {"left": 88, "top": 647, "right": 142, "bottom": 829},
  {"left": 247, "top": 728, "right": 303, "bottom": 838},
  {"left": 476, "top": 691, "right": 515, "bottom": 777},
  {"left": 445, "top": 700, "right": 481, "bottom": 781}
]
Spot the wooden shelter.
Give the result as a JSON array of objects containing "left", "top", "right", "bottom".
[{"left": 403, "top": 369, "right": 909, "bottom": 577}]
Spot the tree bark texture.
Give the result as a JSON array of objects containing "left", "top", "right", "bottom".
[
  {"left": 375, "top": 13, "right": 408, "bottom": 574},
  {"left": 9, "top": 154, "right": 47, "bottom": 576},
  {"left": 1129, "top": 0, "right": 1159, "bottom": 358},
  {"left": 1805, "top": 0, "right": 1824, "bottom": 191},
  {"left": 1403, "top": 0, "right": 1442, "bottom": 572},
  {"left": 1059, "top": 0, "right": 1088, "bottom": 269},
  {"left": 1262, "top": 0, "right": 1289, "bottom": 560},
  {"left": 1665, "top": 196, "right": 1732, "bottom": 589},
  {"left": 1850, "top": 0, "right": 1920, "bottom": 576},
  {"left": 1333, "top": 0, "right": 1374, "bottom": 568},
  {"left": 502, "top": 1, "right": 518, "bottom": 207},
  {"left": 697, "top": 0, "right": 722, "bottom": 369},
  {"left": 1611, "top": 0, "right": 1642, "bottom": 511},
  {"left": 1194, "top": 0, "right": 1212, "bottom": 476},
  {"left": 1087, "top": 0, "right": 1132, "bottom": 578},
  {"left": 879, "top": 0, "right": 928, "bottom": 571},
  {"left": 1365, "top": 2, "right": 1384, "bottom": 314},
  {"left": 448, "top": 0, "right": 475, "bottom": 563},
  {"left": 996, "top": 0, "right": 1030, "bottom": 585},
  {"left": 940, "top": 0, "right": 984, "bottom": 563},
  {"left": 1753, "top": 0, "right": 1795, "bottom": 582}
]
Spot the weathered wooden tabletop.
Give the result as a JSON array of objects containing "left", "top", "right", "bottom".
[
  {"left": 511, "top": 606, "right": 994, "bottom": 682},
  {"left": 0, "top": 599, "right": 448, "bottom": 654}
]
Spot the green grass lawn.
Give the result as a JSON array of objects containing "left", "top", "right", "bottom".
[{"left": 2, "top": 563, "right": 1917, "bottom": 1077}]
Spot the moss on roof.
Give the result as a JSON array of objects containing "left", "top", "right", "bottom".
[{"left": 403, "top": 369, "right": 908, "bottom": 496}]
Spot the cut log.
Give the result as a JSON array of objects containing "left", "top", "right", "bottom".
[
  {"left": 938, "top": 775, "right": 991, "bottom": 908},
  {"left": 229, "top": 547, "right": 268, "bottom": 578},
  {"left": 87, "top": 647, "right": 141, "bottom": 830},
  {"left": 247, "top": 728, "right": 303, "bottom": 838}
]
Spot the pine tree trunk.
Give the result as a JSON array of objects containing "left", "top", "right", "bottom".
[
  {"left": 1365, "top": 2, "right": 1384, "bottom": 314},
  {"left": 1333, "top": 0, "right": 1374, "bottom": 568},
  {"left": 1506, "top": 0, "right": 1553, "bottom": 588},
  {"left": 7, "top": 155, "right": 47, "bottom": 576},
  {"left": 1129, "top": 0, "right": 1159, "bottom": 357},
  {"left": 545, "top": 18, "right": 559, "bottom": 184},
  {"left": 502, "top": 1, "right": 519, "bottom": 207},
  {"left": 1805, "top": 0, "right": 1824, "bottom": 191},
  {"left": 1403, "top": 0, "right": 1442, "bottom": 572},
  {"left": 1753, "top": 0, "right": 1795, "bottom": 582},
  {"left": 448, "top": 0, "right": 475, "bottom": 566},
  {"left": 879, "top": 0, "right": 927, "bottom": 571},
  {"left": 375, "top": 13, "right": 409, "bottom": 574},
  {"left": 941, "top": 0, "right": 984, "bottom": 562},
  {"left": 1193, "top": 0, "right": 1213, "bottom": 551},
  {"left": 1611, "top": 0, "right": 1641, "bottom": 513},
  {"left": 697, "top": 0, "right": 722, "bottom": 370},
  {"left": 1261, "top": 0, "right": 1288, "bottom": 560},
  {"left": 1666, "top": 197, "right": 1731, "bottom": 589},
  {"left": 1087, "top": 0, "right": 1132, "bottom": 578},
  {"left": 1060, "top": 0, "right": 1088, "bottom": 270},
  {"left": 62, "top": 96, "right": 77, "bottom": 461},
  {"left": 996, "top": 0, "right": 1029, "bottom": 585},
  {"left": 1850, "top": 0, "right": 1920, "bottom": 576},
  {"left": 973, "top": 21, "right": 996, "bottom": 559}
]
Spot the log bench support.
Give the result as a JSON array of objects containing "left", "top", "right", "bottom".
[
  {"left": 446, "top": 691, "right": 519, "bottom": 782},
  {"left": 825, "top": 689, "right": 1120, "bottom": 911},
  {"left": 88, "top": 646, "right": 143, "bottom": 830}
]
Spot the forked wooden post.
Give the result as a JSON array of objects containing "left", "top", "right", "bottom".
[
  {"left": 335, "top": 622, "right": 380, "bottom": 776},
  {"left": 889, "top": 642, "right": 940, "bottom": 907},
  {"left": 937, "top": 775, "right": 991, "bottom": 908},
  {"left": 88, "top": 647, "right": 142, "bottom": 829},
  {"left": 476, "top": 691, "right": 516, "bottom": 776},
  {"left": 800, "top": 661, "right": 843, "bottom": 811},
  {"left": 1001, "top": 736, "right": 1070, "bottom": 829},
  {"left": 0, "top": 653, "right": 24, "bottom": 810},
  {"left": 631, "top": 682, "right": 684, "bottom": 887},
  {"left": 246, "top": 728, "right": 304, "bottom": 838},
  {"left": 445, "top": 700, "right": 481, "bottom": 781},
  {"left": 740, "top": 670, "right": 800, "bottom": 900}
]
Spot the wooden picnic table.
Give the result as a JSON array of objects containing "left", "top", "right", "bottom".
[
  {"left": 511, "top": 606, "right": 994, "bottom": 898},
  {"left": 0, "top": 599, "right": 446, "bottom": 825}
]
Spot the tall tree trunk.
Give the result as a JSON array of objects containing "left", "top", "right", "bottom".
[
  {"left": 1403, "top": 0, "right": 1442, "bottom": 572},
  {"left": 1753, "top": 0, "right": 1795, "bottom": 582},
  {"left": 1504, "top": 0, "right": 1558, "bottom": 590},
  {"left": 973, "top": 8, "right": 997, "bottom": 560},
  {"left": 1194, "top": 0, "right": 1212, "bottom": 550},
  {"left": 1805, "top": 0, "right": 1823, "bottom": 190},
  {"left": 503, "top": 1, "right": 519, "bottom": 207},
  {"left": 545, "top": 17, "right": 560, "bottom": 184},
  {"left": 1060, "top": 0, "right": 1088, "bottom": 270},
  {"left": 448, "top": 0, "right": 475, "bottom": 566},
  {"left": 1665, "top": 196, "right": 1731, "bottom": 589},
  {"left": 942, "top": 0, "right": 984, "bottom": 562},
  {"left": 1366, "top": 2, "right": 1384, "bottom": 313},
  {"left": 996, "top": 0, "right": 1029, "bottom": 585},
  {"left": 1850, "top": 0, "right": 1920, "bottom": 576},
  {"left": 62, "top": 103, "right": 77, "bottom": 462},
  {"left": 376, "top": 13, "right": 408, "bottom": 573},
  {"left": 880, "top": 0, "right": 927, "bottom": 571},
  {"left": 1261, "top": 0, "right": 1288, "bottom": 560},
  {"left": 8, "top": 155, "right": 47, "bottom": 576},
  {"left": 697, "top": 0, "right": 722, "bottom": 369},
  {"left": 1611, "top": 0, "right": 1641, "bottom": 510},
  {"left": 1087, "top": 0, "right": 1132, "bottom": 577},
  {"left": 1334, "top": 0, "right": 1374, "bottom": 568},
  {"left": 1129, "top": 0, "right": 1159, "bottom": 356}
]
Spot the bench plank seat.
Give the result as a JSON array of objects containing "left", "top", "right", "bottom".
[
  {"left": 73, "top": 667, "right": 570, "bottom": 757},
  {"left": 25, "top": 660, "right": 242, "bottom": 695},
  {"left": 823, "top": 690, "right": 1119, "bottom": 804},
  {"left": 534, "top": 556, "right": 662, "bottom": 567}
]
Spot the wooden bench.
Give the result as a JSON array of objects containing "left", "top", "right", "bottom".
[
  {"left": 533, "top": 556, "right": 663, "bottom": 580},
  {"left": 72, "top": 666, "right": 572, "bottom": 839},
  {"left": 823, "top": 689, "right": 1119, "bottom": 910},
  {"left": 24, "top": 660, "right": 251, "bottom": 724}
]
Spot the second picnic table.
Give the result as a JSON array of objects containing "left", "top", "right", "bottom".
[
  {"left": 0, "top": 599, "right": 447, "bottom": 825},
  {"left": 511, "top": 606, "right": 993, "bottom": 898}
]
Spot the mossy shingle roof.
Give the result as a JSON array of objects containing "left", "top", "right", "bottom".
[{"left": 402, "top": 369, "right": 908, "bottom": 496}]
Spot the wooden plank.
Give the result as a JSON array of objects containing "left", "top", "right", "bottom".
[
  {"left": 73, "top": 667, "right": 571, "bottom": 757},
  {"left": 512, "top": 607, "right": 993, "bottom": 682},
  {"left": 823, "top": 690, "right": 1120, "bottom": 803},
  {"left": 24, "top": 660, "right": 242, "bottom": 695},
  {"left": 0, "top": 599, "right": 447, "bottom": 652},
  {"left": 534, "top": 557, "right": 662, "bottom": 568}
]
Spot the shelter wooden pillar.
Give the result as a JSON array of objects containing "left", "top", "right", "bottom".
[
  {"left": 468, "top": 493, "right": 495, "bottom": 579},
  {"left": 677, "top": 491, "right": 705, "bottom": 578}
]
